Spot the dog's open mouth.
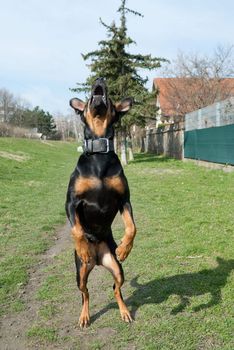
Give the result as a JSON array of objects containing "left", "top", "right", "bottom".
[{"left": 90, "top": 79, "right": 107, "bottom": 107}]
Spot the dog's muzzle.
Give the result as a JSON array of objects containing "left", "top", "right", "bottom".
[{"left": 90, "top": 78, "right": 108, "bottom": 112}]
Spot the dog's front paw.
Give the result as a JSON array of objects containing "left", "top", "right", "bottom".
[{"left": 116, "top": 242, "right": 133, "bottom": 262}]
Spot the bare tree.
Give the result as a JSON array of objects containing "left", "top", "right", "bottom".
[
  {"left": 54, "top": 112, "right": 83, "bottom": 141},
  {"left": 0, "top": 88, "right": 16, "bottom": 122},
  {"left": 11, "top": 97, "right": 32, "bottom": 126},
  {"left": 159, "top": 45, "right": 234, "bottom": 118},
  {"left": 0, "top": 88, "right": 31, "bottom": 125}
]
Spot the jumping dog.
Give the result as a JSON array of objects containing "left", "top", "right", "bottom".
[{"left": 66, "top": 78, "right": 136, "bottom": 327}]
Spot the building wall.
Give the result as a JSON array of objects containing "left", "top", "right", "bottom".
[{"left": 185, "top": 97, "right": 234, "bottom": 130}]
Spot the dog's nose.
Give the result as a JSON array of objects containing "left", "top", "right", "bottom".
[{"left": 95, "top": 77, "right": 104, "bottom": 83}]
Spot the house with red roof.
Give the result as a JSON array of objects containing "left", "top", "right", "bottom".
[{"left": 153, "top": 77, "right": 234, "bottom": 126}]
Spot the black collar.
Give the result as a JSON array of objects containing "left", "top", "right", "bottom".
[{"left": 83, "top": 138, "right": 114, "bottom": 154}]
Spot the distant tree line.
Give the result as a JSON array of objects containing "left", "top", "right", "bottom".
[{"left": 0, "top": 88, "right": 57, "bottom": 138}]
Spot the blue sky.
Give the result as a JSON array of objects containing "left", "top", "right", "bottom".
[{"left": 1, "top": 0, "right": 233, "bottom": 114}]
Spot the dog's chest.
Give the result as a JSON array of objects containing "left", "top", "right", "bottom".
[{"left": 74, "top": 175, "right": 125, "bottom": 196}]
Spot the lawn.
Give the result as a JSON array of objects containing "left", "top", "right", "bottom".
[
  {"left": 0, "top": 138, "right": 77, "bottom": 314},
  {"left": 0, "top": 139, "right": 233, "bottom": 350}
]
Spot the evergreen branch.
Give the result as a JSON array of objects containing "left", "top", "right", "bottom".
[
  {"left": 99, "top": 17, "right": 113, "bottom": 31},
  {"left": 124, "top": 7, "right": 144, "bottom": 18}
]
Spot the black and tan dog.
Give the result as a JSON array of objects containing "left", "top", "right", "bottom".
[{"left": 66, "top": 78, "right": 136, "bottom": 327}]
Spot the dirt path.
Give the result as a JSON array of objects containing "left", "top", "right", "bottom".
[
  {"left": 0, "top": 217, "right": 126, "bottom": 350},
  {"left": 0, "top": 223, "right": 73, "bottom": 350}
]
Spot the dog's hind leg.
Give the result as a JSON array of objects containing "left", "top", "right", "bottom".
[
  {"left": 98, "top": 241, "right": 132, "bottom": 323},
  {"left": 74, "top": 250, "right": 95, "bottom": 328}
]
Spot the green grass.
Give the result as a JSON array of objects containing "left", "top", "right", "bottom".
[
  {"left": 0, "top": 138, "right": 77, "bottom": 314},
  {"left": 31, "top": 154, "right": 234, "bottom": 350},
  {"left": 1, "top": 141, "right": 234, "bottom": 350},
  {"left": 27, "top": 326, "right": 58, "bottom": 342}
]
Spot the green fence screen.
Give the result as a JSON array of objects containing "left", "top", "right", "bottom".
[{"left": 184, "top": 124, "right": 234, "bottom": 165}]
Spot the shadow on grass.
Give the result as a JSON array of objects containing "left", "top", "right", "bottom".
[
  {"left": 130, "top": 153, "right": 172, "bottom": 164},
  {"left": 91, "top": 257, "right": 234, "bottom": 323}
]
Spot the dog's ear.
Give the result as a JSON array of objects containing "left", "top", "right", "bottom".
[
  {"left": 115, "top": 97, "right": 133, "bottom": 114},
  {"left": 70, "top": 98, "right": 86, "bottom": 115},
  {"left": 112, "top": 97, "right": 133, "bottom": 123}
]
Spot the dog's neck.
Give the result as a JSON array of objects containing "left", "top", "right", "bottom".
[
  {"left": 84, "top": 122, "right": 115, "bottom": 140},
  {"left": 82, "top": 122, "right": 115, "bottom": 154}
]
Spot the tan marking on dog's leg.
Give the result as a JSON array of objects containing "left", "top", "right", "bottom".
[
  {"left": 71, "top": 214, "right": 93, "bottom": 264},
  {"left": 78, "top": 260, "right": 95, "bottom": 328},
  {"left": 116, "top": 207, "right": 136, "bottom": 262},
  {"left": 98, "top": 242, "right": 132, "bottom": 323}
]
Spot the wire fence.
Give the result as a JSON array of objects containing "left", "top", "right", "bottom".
[{"left": 185, "top": 97, "right": 234, "bottom": 131}]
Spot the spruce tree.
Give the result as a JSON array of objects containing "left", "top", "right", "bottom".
[
  {"left": 72, "top": 0, "right": 166, "bottom": 163},
  {"left": 20, "top": 106, "right": 56, "bottom": 137}
]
